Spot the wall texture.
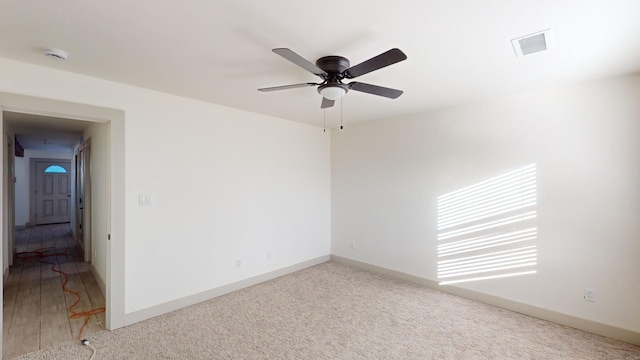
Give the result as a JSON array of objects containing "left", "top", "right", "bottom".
[{"left": 331, "top": 74, "right": 640, "bottom": 334}]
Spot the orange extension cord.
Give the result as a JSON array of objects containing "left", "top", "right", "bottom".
[{"left": 16, "top": 248, "right": 106, "bottom": 342}]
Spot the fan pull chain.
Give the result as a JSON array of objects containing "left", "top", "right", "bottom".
[
  {"left": 323, "top": 108, "right": 326, "bottom": 133},
  {"left": 340, "top": 97, "right": 344, "bottom": 130}
]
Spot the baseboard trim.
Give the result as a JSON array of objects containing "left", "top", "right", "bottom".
[
  {"left": 90, "top": 264, "right": 106, "bottom": 297},
  {"left": 3, "top": 267, "right": 9, "bottom": 288},
  {"left": 123, "top": 255, "right": 331, "bottom": 327},
  {"left": 331, "top": 255, "right": 640, "bottom": 346},
  {"left": 15, "top": 225, "right": 26, "bottom": 230}
]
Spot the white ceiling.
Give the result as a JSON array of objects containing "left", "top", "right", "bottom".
[{"left": 1, "top": 0, "right": 640, "bottom": 128}]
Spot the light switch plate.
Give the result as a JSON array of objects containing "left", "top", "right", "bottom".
[{"left": 139, "top": 194, "right": 152, "bottom": 206}]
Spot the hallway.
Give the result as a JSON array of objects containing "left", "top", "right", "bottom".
[{"left": 3, "top": 224, "right": 105, "bottom": 359}]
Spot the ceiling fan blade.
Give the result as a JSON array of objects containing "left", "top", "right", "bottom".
[
  {"left": 321, "top": 97, "right": 335, "bottom": 109},
  {"left": 343, "top": 48, "right": 407, "bottom": 79},
  {"left": 348, "top": 82, "right": 404, "bottom": 99},
  {"left": 258, "top": 83, "right": 317, "bottom": 92},
  {"left": 273, "top": 48, "right": 328, "bottom": 77}
]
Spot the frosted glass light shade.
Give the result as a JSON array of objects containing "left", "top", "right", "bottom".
[{"left": 320, "top": 86, "right": 346, "bottom": 101}]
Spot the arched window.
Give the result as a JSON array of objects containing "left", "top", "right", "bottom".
[{"left": 44, "top": 164, "right": 67, "bottom": 174}]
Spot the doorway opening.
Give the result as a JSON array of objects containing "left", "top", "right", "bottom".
[{"left": 2, "top": 111, "right": 106, "bottom": 357}]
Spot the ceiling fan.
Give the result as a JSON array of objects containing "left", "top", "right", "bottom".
[{"left": 258, "top": 48, "right": 407, "bottom": 109}]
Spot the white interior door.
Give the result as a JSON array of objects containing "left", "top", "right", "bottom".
[{"left": 34, "top": 160, "right": 71, "bottom": 225}]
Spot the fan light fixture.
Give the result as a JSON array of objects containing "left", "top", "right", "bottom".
[
  {"left": 258, "top": 47, "right": 407, "bottom": 109},
  {"left": 320, "top": 86, "right": 346, "bottom": 101}
]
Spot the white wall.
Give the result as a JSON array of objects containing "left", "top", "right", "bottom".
[
  {"left": 14, "top": 149, "right": 72, "bottom": 227},
  {"left": 124, "top": 103, "right": 331, "bottom": 312},
  {"left": 0, "top": 58, "right": 331, "bottom": 320},
  {"left": 14, "top": 156, "right": 27, "bottom": 227},
  {"left": 82, "top": 122, "right": 109, "bottom": 288},
  {"left": 332, "top": 74, "right": 640, "bottom": 334}
]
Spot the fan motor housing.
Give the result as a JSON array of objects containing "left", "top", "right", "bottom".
[{"left": 316, "top": 56, "right": 350, "bottom": 73}]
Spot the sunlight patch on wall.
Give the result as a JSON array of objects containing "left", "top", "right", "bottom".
[{"left": 437, "top": 164, "right": 537, "bottom": 285}]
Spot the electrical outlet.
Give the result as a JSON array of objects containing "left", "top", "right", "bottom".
[
  {"left": 349, "top": 241, "right": 356, "bottom": 249},
  {"left": 235, "top": 259, "right": 242, "bottom": 268},
  {"left": 584, "top": 288, "right": 596, "bottom": 302}
]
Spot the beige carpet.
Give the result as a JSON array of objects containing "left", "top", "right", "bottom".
[{"left": 12, "top": 262, "right": 640, "bottom": 359}]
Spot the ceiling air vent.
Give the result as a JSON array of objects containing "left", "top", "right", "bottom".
[{"left": 511, "top": 29, "right": 552, "bottom": 57}]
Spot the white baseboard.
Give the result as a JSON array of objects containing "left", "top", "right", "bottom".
[
  {"left": 90, "top": 264, "right": 106, "bottom": 297},
  {"left": 3, "top": 267, "right": 9, "bottom": 288},
  {"left": 331, "top": 255, "right": 640, "bottom": 346},
  {"left": 123, "top": 255, "right": 331, "bottom": 327}
]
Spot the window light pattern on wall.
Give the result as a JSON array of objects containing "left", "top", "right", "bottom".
[
  {"left": 44, "top": 165, "right": 67, "bottom": 174},
  {"left": 437, "top": 164, "right": 537, "bottom": 285}
]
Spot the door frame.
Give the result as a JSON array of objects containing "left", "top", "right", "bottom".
[
  {"left": 1, "top": 106, "right": 4, "bottom": 351},
  {"left": 77, "top": 139, "right": 92, "bottom": 263},
  {"left": 0, "top": 91, "right": 126, "bottom": 339},
  {"left": 30, "top": 158, "right": 72, "bottom": 226},
  {"left": 5, "top": 133, "right": 15, "bottom": 268}
]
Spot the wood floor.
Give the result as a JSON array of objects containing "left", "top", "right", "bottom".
[{"left": 2, "top": 224, "right": 105, "bottom": 359}]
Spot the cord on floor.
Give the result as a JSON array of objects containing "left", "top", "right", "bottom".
[
  {"left": 82, "top": 339, "right": 97, "bottom": 360},
  {"left": 16, "top": 248, "right": 106, "bottom": 341}
]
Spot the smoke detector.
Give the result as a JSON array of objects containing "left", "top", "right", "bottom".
[
  {"left": 44, "top": 48, "right": 68, "bottom": 61},
  {"left": 511, "top": 29, "right": 552, "bottom": 57}
]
